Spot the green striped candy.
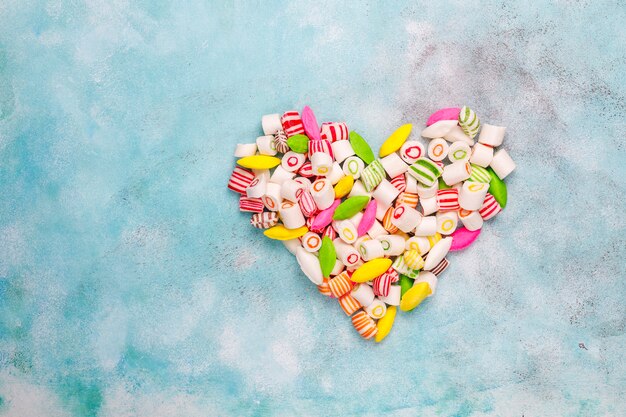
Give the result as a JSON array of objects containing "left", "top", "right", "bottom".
[
  {"left": 467, "top": 164, "right": 491, "bottom": 183},
  {"left": 459, "top": 106, "right": 480, "bottom": 139},
  {"left": 407, "top": 157, "right": 443, "bottom": 187},
  {"left": 392, "top": 256, "right": 420, "bottom": 278},
  {"left": 361, "top": 159, "right": 385, "bottom": 192}
]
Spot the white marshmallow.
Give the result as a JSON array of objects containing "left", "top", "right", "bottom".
[
  {"left": 234, "top": 143, "right": 257, "bottom": 157},
  {"left": 261, "top": 114, "right": 282, "bottom": 135},
  {"left": 490, "top": 149, "right": 516, "bottom": 179}
]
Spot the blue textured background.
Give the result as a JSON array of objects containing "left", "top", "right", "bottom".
[{"left": 1, "top": 1, "right": 625, "bottom": 416}]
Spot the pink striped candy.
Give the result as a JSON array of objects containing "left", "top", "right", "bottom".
[
  {"left": 390, "top": 174, "right": 407, "bottom": 192},
  {"left": 298, "top": 161, "right": 314, "bottom": 178},
  {"left": 372, "top": 274, "right": 392, "bottom": 297},
  {"left": 323, "top": 225, "right": 337, "bottom": 240},
  {"left": 307, "top": 139, "right": 334, "bottom": 159},
  {"left": 228, "top": 167, "right": 255, "bottom": 194},
  {"left": 239, "top": 196, "right": 264, "bottom": 213},
  {"left": 281, "top": 111, "right": 305, "bottom": 137},
  {"left": 320, "top": 122, "right": 349, "bottom": 142},
  {"left": 250, "top": 212, "right": 279, "bottom": 228},
  {"left": 436, "top": 189, "right": 460, "bottom": 212},
  {"left": 479, "top": 193, "right": 501, "bottom": 220},
  {"left": 298, "top": 189, "right": 318, "bottom": 217}
]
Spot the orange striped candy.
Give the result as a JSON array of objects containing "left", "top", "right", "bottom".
[
  {"left": 382, "top": 206, "right": 399, "bottom": 233},
  {"left": 395, "top": 192, "right": 419, "bottom": 209},
  {"left": 351, "top": 311, "right": 378, "bottom": 339},
  {"left": 329, "top": 271, "right": 354, "bottom": 298},
  {"left": 317, "top": 277, "right": 332, "bottom": 297},
  {"left": 338, "top": 294, "right": 362, "bottom": 316}
]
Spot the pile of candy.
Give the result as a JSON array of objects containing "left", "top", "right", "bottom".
[{"left": 228, "top": 106, "right": 515, "bottom": 342}]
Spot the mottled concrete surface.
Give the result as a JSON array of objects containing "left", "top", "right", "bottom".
[{"left": 0, "top": 1, "right": 625, "bottom": 416}]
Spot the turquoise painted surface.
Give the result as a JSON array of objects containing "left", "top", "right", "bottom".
[{"left": 0, "top": 1, "right": 625, "bottom": 416}]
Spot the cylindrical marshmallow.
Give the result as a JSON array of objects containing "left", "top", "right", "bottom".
[
  {"left": 262, "top": 182, "right": 282, "bottom": 211},
  {"left": 442, "top": 161, "right": 472, "bottom": 186},
  {"left": 296, "top": 246, "right": 323, "bottom": 285},
  {"left": 366, "top": 220, "right": 388, "bottom": 239},
  {"left": 359, "top": 239, "right": 385, "bottom": 261},
  {"left": 326, "top": 162, "right": 345, "bottom": 185},
  {"left": 490, "top": 149, "right": 516, "bottom": 179},
  {"left": 262, "top": 114, "right": 282, "bottom": 135},
  {"left": 479, "top": 193, "right": 502, "bottom": 220},
  {"left": 436, "top": 188, "right": 460, "bottom": 211},
  {"left": 436, "top": 211, "right": 458, "bottom": 235},
  {"left": 458, "top": 209, "right": 483, "bottom": 231},
  {"left": 420, "top": 196, "right": 438, "bottom": 215},
  {"left": 331, "top": 140, "right": 355, "bottom": 163},
  {"left": 375, "top": 202, "right": 389, "bottom": 221},
  {"left": 279, "top": 200, "right": 305, "bottom": 229},
  {"left": 478, "top": 124, "right": 506, "bottom": 147},
  {"left": 470, "top": 143, "right": 493, "bottom": 167},
  {"left": 310, "top": 179, "right": 335, "bottom": 210},
  {"left": 377, "top": 234, "right": 405, "bottom": 256},
  {"left": 294, "top": 176, "right": 311, "bottom": 190},
  {"left": 365, "top": 298, "right": 387, "bottom": 319},
  {"left": 405, "top": 236, "right": 431, "bottom": 255},
  {"left": 301, "top": 232, "right": 322, "bottom": 252},
  {"left": 390, "top": 174, "right": 407, "bottom": 192},
  {"left": 459, "top": 181, "right": 489, "bottom": 210},
  {"left": 414, "top": 216, "right": 437, "bottom": 236},
  {"left": 269, "top": 165, "right": 295, "bottom": 185},
  {"left": 336, "top": 220, "right": 358, "bottom": 244},
  {"left": 256, "top": 135, "right": 277, "bottom": 156},
  {"left": 380, "top": 153, "right": 409, "bottom": 178},
  {"left": 391, "top": 205, "right": 423, "bottom": 233},
  {"left": 448, "top": 141, "right": 471, "bottom": 163},
  {"left": 281, "top": 151, "right": 306, "bottom": 172},
  {"left": 424, "top": 237, "right": 452, "bottom": 270},
  {"left": 427, "top": 138, "right": 449, "bottom": 161},
  {"left": 348, "top": 180, "right": 371, "bottom": 198},
  {"left": 351, "top": 283, "right": 375, "bottom": 307},
  {"left": 400, "top": 141, "right": 425, "bottom": 164},
  {"left": 343, "top": 156, "right": 365, "bottom": 179},
  {"left": 405, "top": 173, "right": 419, "bottom": 194},
  {"left": 234, "top": 143, "right": 257, "bottom": 157},
  {"left": 379, "top": 284, "right": 401, "bottom": 306},
  {"left": 310, "top": 152, "right": 333, "bottom": 176},
  {"left": 246, "top": 175, "right": 267, "bottom": 198},
  {"left": 333, "top": 238, "right": 361, "bottom": 267},
  {"left": 443, "top": 125, "right": 473, "bottom": 146},
  {"left": 280, "top": 179, "right": 305, "bottom": 202},
  {"left": 372, "top": 179, "right": 401, "bottom": 208}
]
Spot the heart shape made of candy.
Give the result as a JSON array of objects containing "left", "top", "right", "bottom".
[{"left": 228, "top": 106, "right": 515, "bottom": 342}]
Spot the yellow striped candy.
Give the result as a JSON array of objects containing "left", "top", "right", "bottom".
[
  {"left": 334, "top": 175, "right": 354, "bottom": 199},
  {"left": 237, "top": 155, "right": 281, "bottom": 170},
  {"left": 426, "top": 233, "right": 442, "bottom": 248},
  {"left": 403, "top": 250, "right": 424, "bottom": 270},
  {"left": 379, "top": 124, "right": 413, "bottom": 157},
  {"left": 351, "top": 258, "right": 393, "bottom": 283},
  {"left": 375, "top": 305, "right": 397, "bottom": 343},
  {"left": 399, "top": 282, "right": 432, "bottom": 312},
  {"left": 263, "top": 225, "right": 308, "bottom": 240}
]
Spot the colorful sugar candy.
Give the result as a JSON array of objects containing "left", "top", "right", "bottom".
[{"left": 229, "top": 106, "right": 514, "bottom": 342}]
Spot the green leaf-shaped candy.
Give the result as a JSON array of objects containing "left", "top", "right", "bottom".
[
  {"left": 319, "top": 237, "right": 336, "bottom": 277},
  {"left": 486, "top": 167, "right": 507, "bottom": 208},
  {"left": 287, "top": 134, "right": 309, "bottom": 154},
  {"left": 349, "top": 131, "right": 375, "bottom": 164},
  {"left": 399, "top": 274, "right": 414, "bottom": 297},
  {"left": 333, "top": 196, "right": 370, "bottom": 220}
]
